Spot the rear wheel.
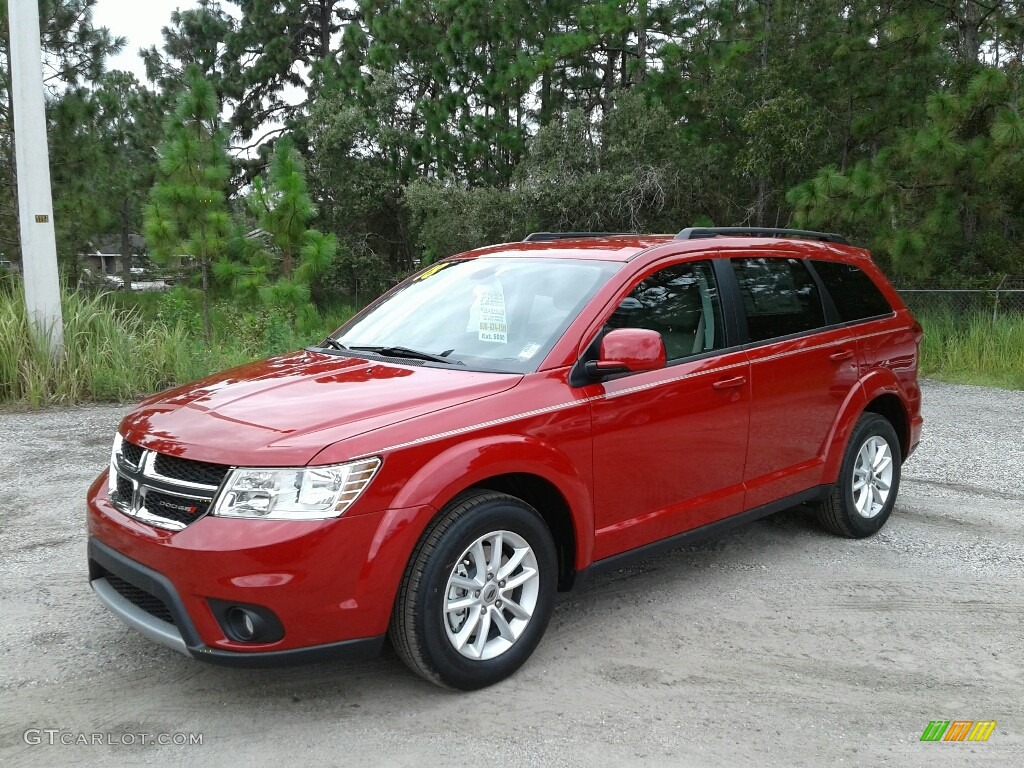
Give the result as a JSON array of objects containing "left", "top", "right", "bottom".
[
  {"left": 818, "top": 412, "right": 902, "bottom": 538},
  {"left": 389, "top": 491, "right": 557, "bottom": 689}
]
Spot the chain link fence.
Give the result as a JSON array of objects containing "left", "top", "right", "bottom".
[{"left": 896, "top": 276, "right": 1024, "bottom": 320}]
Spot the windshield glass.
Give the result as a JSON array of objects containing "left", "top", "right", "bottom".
[{"left": 333, "top": 257, "right": 621, "bottom": 373}]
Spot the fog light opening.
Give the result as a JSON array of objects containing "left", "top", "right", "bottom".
[
  {"left": 227, "top": 606, "right": 260, "bottom": 641},
  {"left": 208, "top": 598, "right": 285, "bottom": 644}
]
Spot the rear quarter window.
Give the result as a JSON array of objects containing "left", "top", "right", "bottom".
[
  {"left": 812, "top": 260, "right": 893, "bottom": 322},
  {"left": 731, "top": 257, "right": 825, "bottom": 342}
]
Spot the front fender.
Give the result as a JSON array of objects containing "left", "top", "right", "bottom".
[{"left": 388, "top": 435, "right": 595, "bottom": 569}]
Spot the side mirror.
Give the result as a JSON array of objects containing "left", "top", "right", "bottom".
[{"left": 585, "top": 328, "right": 666, "bottom": 378}]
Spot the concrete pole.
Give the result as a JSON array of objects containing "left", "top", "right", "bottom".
[{"left": 9, "top": 0, "right": 64, "bottom": 352}]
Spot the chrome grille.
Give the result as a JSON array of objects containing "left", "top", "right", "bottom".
[
  {"left": 110, "top": 441, "right": 229, "bottom": 531},
  {"left": 120, "top": 441, "right": 144, "bottom": 468},
  {"left": 153, "top": 453, "right": 229, "bottom": 487},
  {"left": 114, "top": 474, "right": 133, "bottom": 504}
]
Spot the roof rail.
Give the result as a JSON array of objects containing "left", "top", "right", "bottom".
[
  {"left": 524, "top": 232, "right": 635, "bottom": 242},
  {"left": 675, "top": 227, "right": 848, "bottom": 245}
]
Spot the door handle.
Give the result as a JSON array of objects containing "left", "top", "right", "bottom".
[
  {"left": 712, "top": 375, "right": 747, "bottom": 390},
  {"left": 829, "top": 349, "right": 854, "bottom": 362}
]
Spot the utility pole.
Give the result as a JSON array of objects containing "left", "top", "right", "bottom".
[{"left": 9, "top": 0, "right": 64, "bottom": 353}]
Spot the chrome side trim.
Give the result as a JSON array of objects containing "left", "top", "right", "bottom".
[
  {"left": 745, "top": 327, "right": 896, "bottom": 365},
  {"left": 375, "top": 359, "right": 748, "bottom": 454},
  {"left": 91, "top": 577, "right": 189, "bottom": 656},
  {"left": 371, "top": 326, "right": 902, "bottom": 456}
]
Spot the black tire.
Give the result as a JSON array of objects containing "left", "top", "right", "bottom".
[
  {"left": 818, "top": 412, "right": 902, "bottom": 538},
  {"left": 389, "top": 491, "right": 557, "bottom": 689}
]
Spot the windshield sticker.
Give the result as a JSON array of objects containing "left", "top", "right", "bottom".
[
  {"left": 413, "top": 262, "right": 449, "bottom": 281},
  {"left": 476, "top": 285, "right": 508, "bottom": 343},
  {"left": 518, "top": 342, "right": 541, "bottom": 360}
]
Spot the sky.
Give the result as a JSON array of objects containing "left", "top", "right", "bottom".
[{"left": 91, "top": 0, "right": 201, "bottom": 81}]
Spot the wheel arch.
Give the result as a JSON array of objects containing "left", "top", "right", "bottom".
[
  {"left": 465, "top": 473, "right": 578, "bottom": 591},
  {"left": 387, "top": 435, "right": 594, "bottom": 590},
  {"left": 823, "top": 370, "right": 912, "bottom": 483},
  {"left": 862, "top": 393, "right": 910, "bottom": 458}
]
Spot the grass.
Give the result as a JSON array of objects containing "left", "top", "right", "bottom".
[
  {"left": 0, "top": 283, "right": 354, "bottom": 408},
  {"left": 916, "top": 309, "right": 1024, "bottom": 390}
]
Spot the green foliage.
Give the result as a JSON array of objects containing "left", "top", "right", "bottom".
[
  {"left": 790, "top": 69, "right": 1024, "bottom": 278},
  {"left": 232, "top": 135, "right": 339, "bottom": 320},
  {"left": 141, "top": 0, "right": 236, "bottom": 105},
  {"left": 91, "top": 71, "right": 163, "bottom": 290},
  {"left": 144, "top": 67, "right": 233, "bottom": 342}
]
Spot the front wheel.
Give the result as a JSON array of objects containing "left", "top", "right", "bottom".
[
  {"left": 817, "top": 412, "right": 902, "bottom": 538},
  {"left": 389, "top": 491, "right": 557, "bottom": 689}
]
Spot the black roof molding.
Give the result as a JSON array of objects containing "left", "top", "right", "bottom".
[
  {"left": 523, "top": 232, "right": 636, "bottom": 242},
  {"left": 675, "top": 227, "right": 848, "bottom": 245}
]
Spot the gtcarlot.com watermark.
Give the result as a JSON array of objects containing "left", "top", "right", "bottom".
[{"left": 24, "top": 729, "right": 203, "bottom": 747}]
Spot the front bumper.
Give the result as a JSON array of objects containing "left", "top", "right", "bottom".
[
  {"left": 86, "top": 472, "right": 432, "bottom": 665},
  {"left": 88, "top": 538, "right": 384, "bottom": 666}
]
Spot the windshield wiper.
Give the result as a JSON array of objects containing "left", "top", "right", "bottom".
[
  {"left": 348, "top": 345, "right": 462, "bottom": 365},
  {"left": 319, "top": 338, "right": 347, "bottom": 351}
]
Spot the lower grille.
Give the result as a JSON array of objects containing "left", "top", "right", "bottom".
[{"left": 103, "top": 573, "right": 175, "bottom": 625}]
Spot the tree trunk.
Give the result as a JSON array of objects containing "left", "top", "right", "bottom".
[
  {"left": 119, "top": 203, "right": 133, "bottom": 292},
  {"left": 541, "top": 68, "right": 551, "bottom": 124},
  {"left": 602, "top": 45, "right": 616, "bottom": 117},
  {"left": 636, "top": 0, "right": 648, "bottom": 85},
  {"left": 959, "top": 0, "right": 982, "bottom": 66},
  {"left": 755, "top": 0, "right": 773, "bottom": 226},
  {"left": 759, "top": 0, "right": 772, "bottom": 69},
  {"left": 756, "top": 177, "right": 769, "bottom": 228},
  {"left": 201, "top": 258, "right": 212, "bottom": 348}
]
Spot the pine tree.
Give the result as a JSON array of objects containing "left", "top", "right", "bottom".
[
  {"left": 218, "top": 136, "right": 337, "bottom": 324},
  {"left": 224, "top": 0, "right": 363, "bottom": 142},
  {"left": 145, "top": 67, "right": 232, "bottom": 345},
  {"left": 93, "top": 72, "right": 163, "bottom": 292}
]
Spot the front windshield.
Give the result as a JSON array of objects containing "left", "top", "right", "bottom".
[{"left": 333, "top": 257, "right": 621, "bottom": 373}]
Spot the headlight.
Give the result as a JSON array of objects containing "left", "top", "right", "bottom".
[
  {"left": 108, "top": 432, "right": 124, "bottom": 496},
  {"left": 212, "top": 458, "right": 382, "bottom": 520}
]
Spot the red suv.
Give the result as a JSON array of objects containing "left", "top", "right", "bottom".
[{"left": 87, "top": 228, "right": 923, "bottom": 689}]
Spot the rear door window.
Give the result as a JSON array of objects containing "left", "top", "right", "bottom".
[
  {"left": 811, "top": 260, "right": 893, "bottom": 322},
  {"left": 731, "top": 257, "right": 826, "bottom": 342}
]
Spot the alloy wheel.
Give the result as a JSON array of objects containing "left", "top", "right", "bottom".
[{"left": 443, "top": 530, "right": 540, "bottom": 661}]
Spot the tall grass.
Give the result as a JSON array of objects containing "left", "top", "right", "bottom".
[
  {"left": 0, "top": 285, "right": 354, "bottom": 408},
  {"left": 1, "top": 289, "right": 193, "bottom": 406},
  {"left": 917, "top": 310, "right": 1024, "bottom": 390}
]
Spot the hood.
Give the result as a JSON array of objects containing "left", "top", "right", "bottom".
[{"left": 120, "top": 350, "right": 521, "bottom": 466}]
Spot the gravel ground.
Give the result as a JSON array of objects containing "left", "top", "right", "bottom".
[{"left": 0, "top": 380, "right": 1021, "bottom": 767}]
